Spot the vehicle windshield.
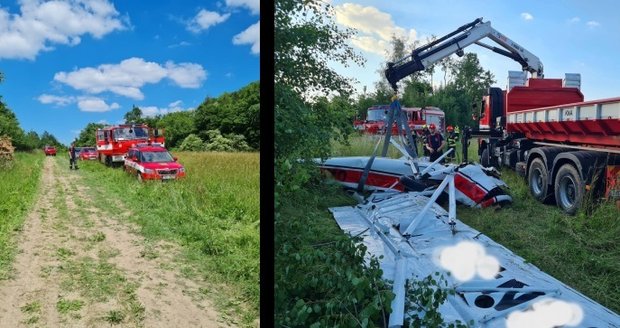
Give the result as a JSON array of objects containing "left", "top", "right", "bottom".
[
  {"left": 366, "top": 109, "right": 386, "bottom": 122},
  {"left": 113, "top": 127, "right": 149, "bottom": 140},
  {"left": 140, "top": 151, "right": 173, "bottom": 163},
  {"left": 82, "top": 147, "right": 96, "bottom": 153}
]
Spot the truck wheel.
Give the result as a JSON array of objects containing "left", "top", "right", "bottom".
[
  {"left": 105, "top": 155, "right": 112, "bottom": 167},
  {"left": 480, "top": 148, "right": 491, "bottom": 167},
  {"left": 554, "top": 164, "right": 584, "bottom": 215},
  {"left": 480, "top": 148, "right": 498, "bottom": 168},
  {"left": 528, "top": 158, "right": 551, "bottom": 203}
]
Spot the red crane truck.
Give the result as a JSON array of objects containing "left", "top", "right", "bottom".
[
  {"left": 95, "top": 124, "right": 165, "bottom": 167},
  {"left": 384, "top": 17, "right": 620, "bottom": 214}
]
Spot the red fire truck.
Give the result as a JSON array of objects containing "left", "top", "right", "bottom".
[
  {"left": 95, "top": 124, "right": 165, "bottom": 167},
  {"left": 354, "top": 105, "right": 445, "bottom": 134},
  {"left": 384, "top": 17, "right": 620, "bottom": 214}
]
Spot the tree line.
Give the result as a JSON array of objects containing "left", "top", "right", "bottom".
[
  {"left": 0, "top": 73, "right": 258, "bottom": 152},
  {"left": 74, "top": 80, "right": 260, "bottom": 151}
]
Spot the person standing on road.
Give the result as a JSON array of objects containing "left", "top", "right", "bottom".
[
  {"left": 425, "top": 123, "right": 446, "bottom": 163},
  {"left": 69, "top": 143, "right": 79, "bottom": 170}
]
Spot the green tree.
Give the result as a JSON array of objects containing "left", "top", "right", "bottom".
[
  {"left": 23, "top": 130, "right": 41, "bottom": 150},
  {"left": 275, "top": 0, "right": 362, "bottom": 193},
  {"left": 39, "top": 131, "right": 60, "bottom": 146},
  {"left": 194, "top": 81, "right": 259, "bottom": 149},
  {"left": 178, "top": 134, "right": 205, "bottom": 151},
  {"left": 423, "top": 53, "right": 494, "bottom": 129},
  {"left": 157, "top": 111, "right": 195, "bottom": 149},
  {"left": 75, "top": 122, "right": 104, "bottom": 147},
  {"left": 124, "top": 105, "right": 144, "bottom": 124}
]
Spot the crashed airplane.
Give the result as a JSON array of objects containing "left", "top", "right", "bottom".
[
  {"left": 318, "top": 125, "right": 619, "bottom": 326},
  {"left": 329, "top": 188, "right": 620, "bottom": 327}
]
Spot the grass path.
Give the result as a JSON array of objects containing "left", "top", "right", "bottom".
[{"left": 0, "top": 156, "right": 230, "bottom": 327}]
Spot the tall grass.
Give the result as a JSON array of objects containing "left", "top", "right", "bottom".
[
  {"left": 0, "top": 152, "right": 43, "bottom": 279},
  {"left": 331, "top": 134, "right": 620, "bottom": 313},
  {"left": 75, "top": 151, "right": 259, "bottom": 325}
]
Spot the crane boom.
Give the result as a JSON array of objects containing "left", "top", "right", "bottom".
[{"left": 385, "top": 18, "right": 544, "bottom": 91}]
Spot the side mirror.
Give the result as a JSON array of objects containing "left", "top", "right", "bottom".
[
  {"left": 173, "top": 157, "right": 178, "bottom": 162},
  {"left": 132, "top": 156, "right": 139, "bottom": 162}
]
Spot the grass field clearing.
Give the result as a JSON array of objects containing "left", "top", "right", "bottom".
[{"left": 75, "top": 151, "right": 260, "bottom": 325}]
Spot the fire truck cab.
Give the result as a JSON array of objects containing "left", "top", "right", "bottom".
[{"left": 96, "top": 124, "right": 165, "bottom": 167}]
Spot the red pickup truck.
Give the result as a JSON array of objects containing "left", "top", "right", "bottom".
[{"left": 44, "top": 145, "right": 56, "bottom": 156}]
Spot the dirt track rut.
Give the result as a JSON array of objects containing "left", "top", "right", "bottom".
[{"left": 0, "top": 157, "right": 228, "bottom": 327}]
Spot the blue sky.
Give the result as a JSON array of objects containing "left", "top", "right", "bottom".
[
  {"left": 0, "top": 0, "right": 259, "bottom": 145},
  {"left": 328, "top": 0, "right": 620, "bottom": 102}
]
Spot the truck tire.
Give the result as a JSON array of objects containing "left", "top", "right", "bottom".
[
  {"left": 528, "top": 158, "right": 552, "bottom": 203},
  {"left": 480, "top": 148, "right": 498, "bottom": 168},
  {"left": 480, "top": 148, "right": 491, "bottom": 167},
  {"left": 105, "top": 155, "right": 112, "bottom": 167},
  {"left": 554, "top": 164, "right": 584, "bottom": 215}
]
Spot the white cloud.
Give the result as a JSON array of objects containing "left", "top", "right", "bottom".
[
  {"left": 0, "top": 0, "right": 126, "bottom": 60},
  {"left": 76, "top": 97, "right": 120, "bottom": 112},
  {"left": 506, "top": 299, "right": 584, "bottom": 328},
  {"left": 37, "top": 94, "right": 75, "bottom": 106},
  {"left": 568, "top": 17, "right": 580, "bottom": 24},
  {"left": 168, "top": 41, "right": 191, "bottom": 48},
  {"left": 140, "top": 100, "right": 190, "bottom": 117},
  {"left": 226, "top": 0, "right": 260, "bottom": 15},
  {"left": 165, "top": 61, "right": 207, "bottom": 88},
  {"left": 53, "top": 57, "right": 207, "bottom": 100},
  {"left": 333, "top": 3, "right": 417, "bottom": 58},
  {"left": 521, "top": 12, "right": 534, "bottom": 21},
  {"left": 437, "top": 241, "right": 500, "bottom": 282},
  {"left": 233, "top": 21, "right": 260, "bottom": 55},
  {"left": 187, "top": 9, "right": 230, "bottom": 33},
  {"left": 586, "top": 20, "right": 600, "bottom": 28}
]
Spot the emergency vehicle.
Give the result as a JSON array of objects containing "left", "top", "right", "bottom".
[
  {"left": 124, "top": 144, "right": 185, "bottom": 181},
  {"left": 96, "top": 124, "right": 164, "bottom": 167},
  {"left": 354, "top": 105, "right": 445, "bottom": 134}
]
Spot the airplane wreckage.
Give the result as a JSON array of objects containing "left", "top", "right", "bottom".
[{"left": 316, "top": 101, "right": 620, "bottom": 327}]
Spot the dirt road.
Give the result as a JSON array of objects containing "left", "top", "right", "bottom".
[{"left": 0, "top": 157, "right": 228, "bottom": 327}]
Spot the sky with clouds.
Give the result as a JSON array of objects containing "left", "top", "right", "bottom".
[
  {"left": 0, "top": 0, "right": 259, "bottom": 144},
  {"left": 327, "top": 0, "right": 620, "bottom": 102}
]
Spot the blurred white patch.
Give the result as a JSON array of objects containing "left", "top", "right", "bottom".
[
  {"left": 521, "top": 12, "right": 534, "bottom": 21},
  {"left": 438, "top": 241, "right": 500, "bottom": 281},
  {"left": 506, "top": 298, "right": 584, "bottom": 328}
]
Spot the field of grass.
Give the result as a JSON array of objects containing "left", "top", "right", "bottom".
[
  {"left": 73, "top": 151, "right": 260, "bottom": 325},
  {"left": 0, "top": 152, "right": 44, "bottom": 279},
  {"left": 329, "top": 134, "right": 620, "bottom": 314}
]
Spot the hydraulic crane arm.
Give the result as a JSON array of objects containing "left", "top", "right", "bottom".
[{"left": 385, "top": 18, "right": 544, "bottom": 91}]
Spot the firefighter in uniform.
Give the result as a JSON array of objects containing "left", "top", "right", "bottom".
[
  {"left": 445, "top": 125, "right": 458, "bottom": 162},
  {"left": 69, "top": 143, "right": 79, "bottom": 170},
  {"left": 425, "top": 123, "right": 446, "bottom": 163},
  {"left": 421, "top": 124, "right": 430, "bottom": 157}
]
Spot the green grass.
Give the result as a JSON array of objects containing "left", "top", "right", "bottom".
[
  {"left": 0, "top": 152, "right": 44, "bottom": 280},
  {"left": 21, "top": 300, "right": 42, "bottom": 325},
  {"left": 56, "top": 298, "right": 84, "bottom": 314},
  {"left": 328, "top": 134, "right": 620, "bottom": 313},
  {"left": 103, "top": 310, "right": 125, "bottom": 325},
  {"left": 74, "top": 151, "right": 259, "bottom": 325}
]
